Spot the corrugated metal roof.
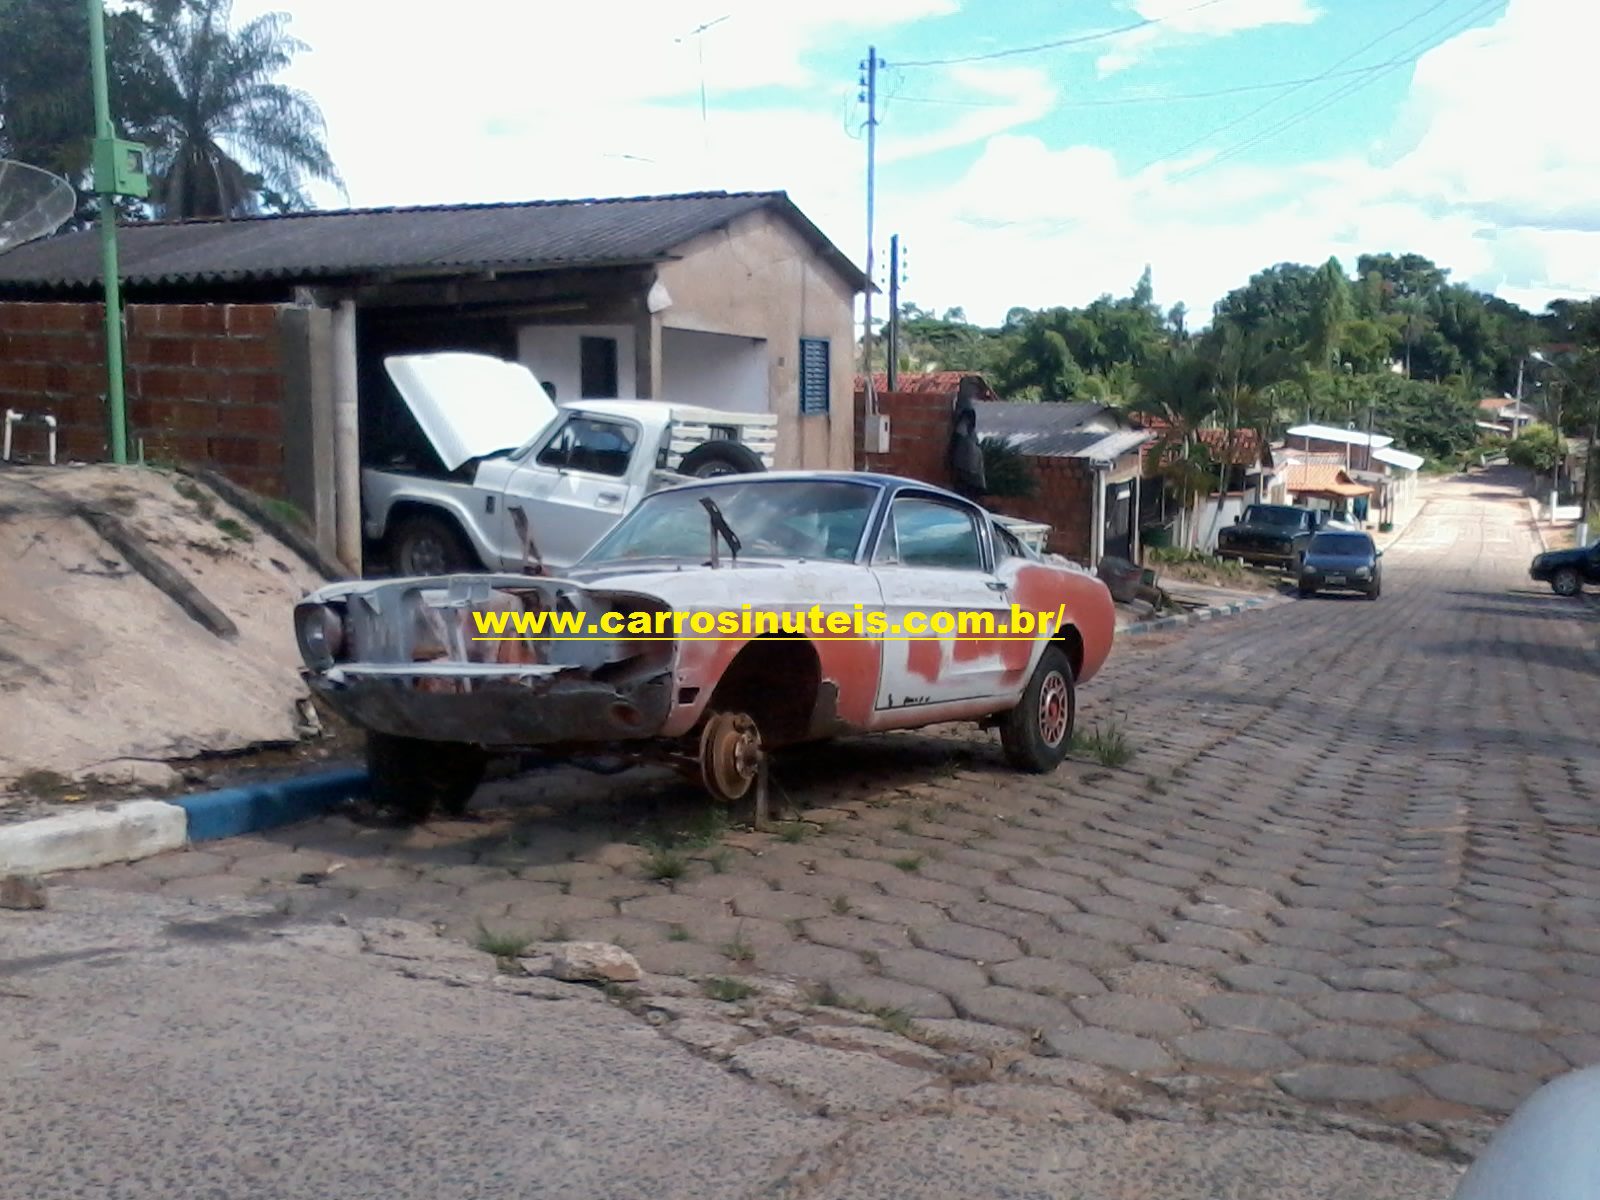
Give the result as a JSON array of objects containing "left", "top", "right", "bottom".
[
  {"left": 1372, "top": 446, "right": 1425, "bottom": 471},
  {"left": 0, "top": 190, "right": 867, "bottom": 292},
  {"left": 975, "top": 399, "right": 1116, "bottom": 436},
  {"left": 1286, "top": 423, "right": 1396, "bottom": 450}
]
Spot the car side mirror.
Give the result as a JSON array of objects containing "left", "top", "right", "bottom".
[
  {"left": 1233, "top": 515, "right": 1241, "bottom": 524},
  {"left": 1375, "top": 549, "right": 1384, "bottom": 558}
]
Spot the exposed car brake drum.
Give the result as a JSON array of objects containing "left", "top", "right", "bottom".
[{"left": 699, "top": 712, "right": 763, "bottom": 803}]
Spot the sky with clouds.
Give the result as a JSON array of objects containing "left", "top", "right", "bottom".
[{"left": 225, "top": 0, "right": 1596, "bottom": 327}]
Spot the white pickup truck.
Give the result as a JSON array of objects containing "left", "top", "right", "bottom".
[{"left": 363, "top": 352, "right": 778, "bottom": 574}]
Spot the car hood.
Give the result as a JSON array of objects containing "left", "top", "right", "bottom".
[
  {"left": 385, "top": 352, "right": 559, "bottom": 472},
  {"left": 1225, "top": 524, "right": 1300, "bottom": 538},
  {"left": 1536, "top": 548, "right": 1589, "bottom": 567}
]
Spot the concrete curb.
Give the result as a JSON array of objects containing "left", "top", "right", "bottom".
[
  {"left": 0, "top": 768, "right": 367, "bottom": 875},
  {"left": 1119, "top": 593, "right": 1288, "bottom": 638}
]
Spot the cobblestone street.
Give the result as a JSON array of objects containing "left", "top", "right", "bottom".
[{"left": 63, "top": 469, "right": 1600, "bottom": 1141}]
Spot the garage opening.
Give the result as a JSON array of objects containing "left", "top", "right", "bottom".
[{"left": 662, "top": 329, "right": 768, "bottom": 414}]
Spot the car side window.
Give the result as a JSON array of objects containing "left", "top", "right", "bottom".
[
  {"left": 876, "top": 497, "right": 984, "bottom": 570},
  {"left": 993, "top": 522, "right": 1027, "bottom": 561},
  {"left": 536, "top": 417, "right": 637, "bottom": 478}
]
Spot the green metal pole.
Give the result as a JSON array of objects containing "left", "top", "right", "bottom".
[{"left": 87, "top": 0, "right": 127, "bottom": 464}]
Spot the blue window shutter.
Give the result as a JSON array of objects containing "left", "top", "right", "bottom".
[{"left": 799, "top": 338, "right": 830, "bottom": 415}]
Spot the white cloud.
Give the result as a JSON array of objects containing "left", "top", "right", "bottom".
[
  {"left": 878, "top": 0, "right": 1600, "bottom": 324},
  {"left": 1096, "top": 0, "right": 1321, "bottom": 75}
]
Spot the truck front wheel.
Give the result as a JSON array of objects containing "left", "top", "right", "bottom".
[{"left": 388, "top": 512, "right": 476, "bottom": 576}]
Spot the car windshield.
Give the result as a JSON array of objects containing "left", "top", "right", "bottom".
[
  {"left": 1244, "top": 507, "right": 1305, "bottom": 527},
  {"left": 581, "top": 479, "right": 881, "bottom": 564},
  {"left": 1309, "top": 533, "right": 1373, "bottom": 555}
]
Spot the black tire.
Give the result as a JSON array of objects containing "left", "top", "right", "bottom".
[
  {"left": 999, "top": 645, "right": 1076, "bottom": 773},
  {"left": 388, "top": 512, "right": 477, "bottom": 576},
  {"left": 1552, "top": 567, "right": 1583, "bottom": 597},
  {"left": 1367, "top": 582, "right": 1381, "bottom": 601},
  {"left": 366, "top": 732, "right": 487, "bottom": 824},
  {"left": 679, "top": 441, "right": 765, "bottom": 478}
]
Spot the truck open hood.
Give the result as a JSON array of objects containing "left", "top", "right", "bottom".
[{"left": 385, "top": 352, "right": 559, "bottom": 472}]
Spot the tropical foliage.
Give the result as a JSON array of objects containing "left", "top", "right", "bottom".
[{"left": 0, "top": 0, "right": 340, "bottom": 222}]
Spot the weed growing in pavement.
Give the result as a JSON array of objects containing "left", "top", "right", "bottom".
[
  {"left": 776, "top": 822, "right": 813, "bottom": 843},
  {"left": 705, "top": 847, "right": 735, "bottom": 874},
  {"left": 893, "top": 817, "right": 917, "bottom": 834},
  {"left": 1077, "top": 723, "right": 1136, "bottom": 769},
  {"left": 668, "top": 925, "right": 693, "bottom": 942},
  {"left": 873, "top": 1007, "right": 914, "bottom": 1036},
  {"left": 702, "top": 977, "right": 756, "bottom": 1003},
  {"left": 810, "top": 980, "right": 844, "bottom": 1008},
  {"left": 831, "top": 894, "right": 852, "bottom": 915},
  {"left": 475, "top": 924, "right": 533, "bottom": 959},
  {"left": 892, "top": 855, "right": 924, "bottom": 873},
  {"left": 721, "top": 932, "right": 756, "bottom": 963},
  {"left": 641, "top": 846, "right": 690, "bottom": 882},
  {"left": 1146, "top": 777, "right": 1168, "bottom": 796}
]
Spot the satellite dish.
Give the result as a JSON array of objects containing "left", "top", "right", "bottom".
[{"left": 0, "top": 160, "right": 77, "bottom": 255}]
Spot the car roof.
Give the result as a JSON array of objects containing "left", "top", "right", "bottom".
[{"left": 657, "top": 470, "right": 981, "bottom": 505}]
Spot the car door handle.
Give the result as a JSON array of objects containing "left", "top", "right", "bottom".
[
  {"left": 985, "top": 580, "right": 1008, "bottom": 592},
  {"left": 597, "top": 491, "right": 623, "bottom": 504}
]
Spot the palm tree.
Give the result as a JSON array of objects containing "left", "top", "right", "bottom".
[
  {"left": 143, "top": 0, "right": 343, "bottom": 218},
  {"left": 1131, "top": 349, "right": 1218, "bottom": 551}
]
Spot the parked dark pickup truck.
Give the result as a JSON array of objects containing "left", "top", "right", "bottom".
[{"left": 1216, "top": 504, "right": 1322, "bottom": 568}]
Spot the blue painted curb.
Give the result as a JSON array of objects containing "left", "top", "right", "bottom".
[{"left": 172, "top": 767, "right": 369, "bottom": 843}]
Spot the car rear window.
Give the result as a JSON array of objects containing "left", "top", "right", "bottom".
[{"left": 1309, "top": 533, "right": 1372, "bottom": 554}]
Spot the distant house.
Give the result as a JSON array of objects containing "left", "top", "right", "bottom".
[
  {"left": 1284, "top": 461, "right": 1375, "bottom": 523},
  {"left": 1132, "top": 417, "right": 1282, "bottom": 553},
  {"left": 1284, "top": 423, "right": 1395, "bottom": 472},
  {"left": 1477, "top": 396, "right": 1534, "bottom": 435},
  {"left": 973, "top": 400, "right": 1150, "bottom": 565}
]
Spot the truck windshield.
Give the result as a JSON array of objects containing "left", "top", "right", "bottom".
[
  {"left": 582, "top": 479, "right": 881, "bottom": 564},
  {"left": 1244, "top": 507, "right": 1305, "bottom": 526}
]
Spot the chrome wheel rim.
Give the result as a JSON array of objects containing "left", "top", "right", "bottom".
[{"left": 1038, "top": 671, "right": 1070, "bottom": 746}]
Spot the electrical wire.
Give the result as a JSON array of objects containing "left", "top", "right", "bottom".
[
  {"left": 887, "top": 62, "right": 1408, "bottom": 109},
  {"left": 1162, "top": 0, "right": 1506, "bottom": 181},
  {"left": 889, "top": 0, "right": 1229, "bottom": 68},
  {"left": 1130, "top": 0, "right": 1469, "bottom": 175}
]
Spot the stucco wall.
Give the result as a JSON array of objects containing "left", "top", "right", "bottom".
[
  {"left": 517, "top": 323, "right": 637, "bottom": 401},
  {"left": 655, "top": 210, "right": 857, "bottom": 471}
]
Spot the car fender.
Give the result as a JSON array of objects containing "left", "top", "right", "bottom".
[{"left": 361, "top": 469, "right": 499, "bottom": 567}]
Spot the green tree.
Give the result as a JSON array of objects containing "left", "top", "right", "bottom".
[
  {"left": 1130, "top": 348, "right": 1218, "bottom": 550},
  {"left": 1506, "top": 423, "right": 1565, "bottom": 477},
  {"left": 142, "top": 0, "right": 343, "bottom": 217},
  {"left": 1306, "top": 257, "right": 1351, "bottom": 371}
]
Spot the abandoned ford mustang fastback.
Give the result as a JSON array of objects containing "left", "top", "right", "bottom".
[{"left": 295, "top": 473, "right": 1116, "bottom": 821}]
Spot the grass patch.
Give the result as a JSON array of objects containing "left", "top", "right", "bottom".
[
  {"left": 811, "top": 980, "right": 844, "bottom": 1008},
  {"left": 475, "top": 925, "right": 533, "bottom": 959},
  {"left": 705, "top": 847, "right": 734, "bottom": 874},
  {"left": 173, "top": 476, "right": 218, "bottom": 518},
  {"left": 893, "top": 817, "right": 917, "bottom": 834},
  {"left": 892, "top": 854, "right": 924, "bottom": 873},
  {"left": 776, "top": 822, "right": 813, "bottom": 843},
  {"left": 720, "top": 932, "right": 756, "bottom": 963},
  {"left": 831, "top": 894, "right": 852, "bottom": 915},
  {"left": 668, "top": 925, "right": 693, "bottom": 942},
  {"left": 12, "top": 768, "right": 74, "bottom": 800},
  {"left": 1075, "top": 722, "right": 1136, "bottom": 769},
  {"left": 259, "top": 495, "right": 309, "bottom": 531},
  {"left": 874, "top": 1006, "right": 914, "bottom": 1036},
  {"left": 702, "top": 976, "right": 756, "bottom": 1003},
  {"left": 641, "top": 845, "right": 690, "bottom": 882},
  {"left": 213, "top": 516, "right": 255, "bottom": 543}
]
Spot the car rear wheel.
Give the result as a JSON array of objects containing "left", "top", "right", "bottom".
[
  {"left": 366, "top": 732, "right": 487, "bottom": 824},
  {"left": 679, "top": 441, "right": 766, "bottom": 478},
  {"left": 999, "top": 645, "right": 1075, "bottom": 773},
  {"left": 1552, "top": 567, "right": 1583, "bottom": 597},
  {"left": 388, "top": 513, "right": 476, "bottom": 576}
]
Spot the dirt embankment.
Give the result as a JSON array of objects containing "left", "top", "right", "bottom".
[{"left": 0, "top": 464, "right": 332, "bottom": 802}]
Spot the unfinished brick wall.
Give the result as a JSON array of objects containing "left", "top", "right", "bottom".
[
  {"left": 853, "top": 388, "right": 954, "bottom": 488},
  {"left": 0, "top": 301, "right": 290, "bottom": 495},
  {"left": 854, "top": 387, "right": 1100, "bottom": 563}
]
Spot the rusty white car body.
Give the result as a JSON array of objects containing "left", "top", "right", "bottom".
[{"left": 295, "top": 473, "right": 1117, "bottom": 819}]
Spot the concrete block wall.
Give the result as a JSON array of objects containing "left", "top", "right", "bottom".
[{"left": 0, "top": 302, "right": 292, "bottom": 496}]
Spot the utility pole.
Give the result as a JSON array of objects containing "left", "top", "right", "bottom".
[
  {"left": 859, "top": 47, "right": 883, "bottom": 398},
  {"left": 87, "top": 0, "right": 127, "bottom": 464},
  {"left": 887, "top": 234, "right": 900, "bottom": 391}
]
